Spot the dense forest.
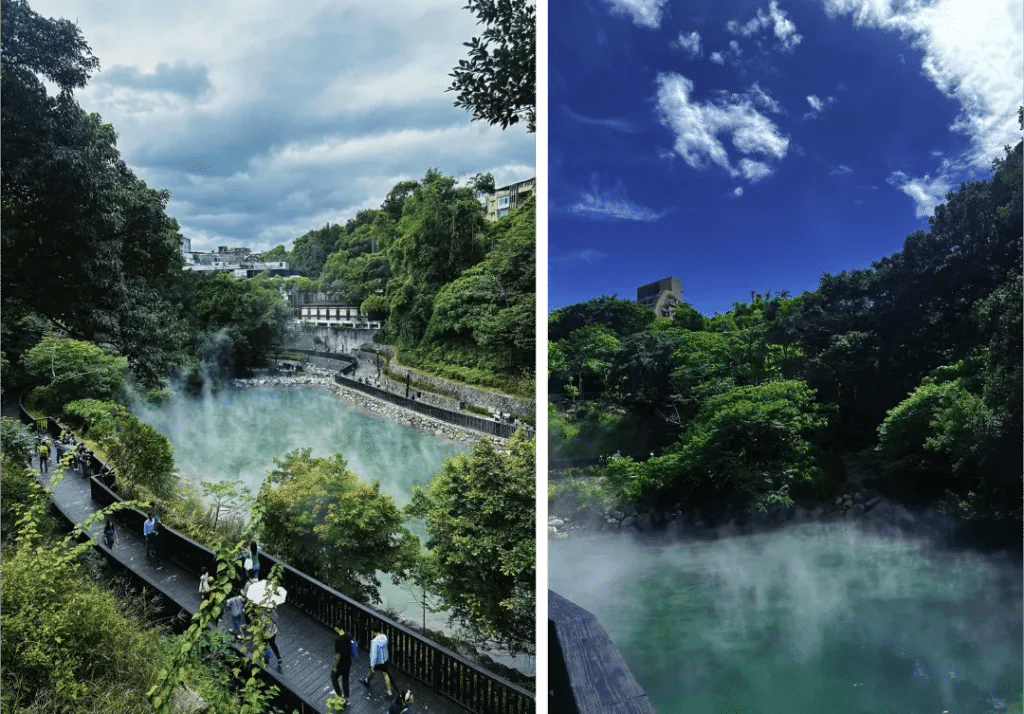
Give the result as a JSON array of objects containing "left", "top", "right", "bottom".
[
  {"left": 550, "top": 120, "right": 1022, "bottom": 533},
  {"left": 258, "top": 170, "right": 536, "bottom": 395},
  {"left": 1, "top": 1, "right": 535, "bottom": 710}
]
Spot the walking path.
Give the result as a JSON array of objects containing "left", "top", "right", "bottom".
[{"left": 32, "top": 448, "right": 471, "bottom": 714}]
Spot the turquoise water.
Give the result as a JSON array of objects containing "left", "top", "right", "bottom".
[
  {"left": 131, "top": 385, "right": 465, "bottom": 515},
  {"left": 550, "top": 524, "right": 1022, "bottom": 714}
]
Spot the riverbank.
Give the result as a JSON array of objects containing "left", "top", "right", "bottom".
[
  {"left": 231, "top": 366, "right": 509, "bottom": 447},
  {"left": 549, "top": 473, "right": 1022, "bottom": 554}
]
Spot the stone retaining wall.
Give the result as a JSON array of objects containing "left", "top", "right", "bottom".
[
  {"left": 233, "top": 369, "right": 506, "bottom": 447},
  {"left": 354, "top": 348, "right": 535, "bottom": 418}
]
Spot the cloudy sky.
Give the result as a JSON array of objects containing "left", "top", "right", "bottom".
[
  {"left": 549, "top": 0, "right": 1022, "bottom": 315},
  {"left": 30, "top": 0, "right": 536, "bottom": 254}
]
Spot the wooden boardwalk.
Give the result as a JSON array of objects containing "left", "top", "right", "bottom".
[
  {"left": 34, "top": 450, "right": 471, "bottom": 714},
  {"left": 548, "top": 590, "right": 655, "bottom": 714}
]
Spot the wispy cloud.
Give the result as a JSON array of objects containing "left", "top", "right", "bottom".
[
  {"left": 603, "top": 0, "right": 669, "bottom": 29},
  {"left": 656, "top": 73, "right": 789, "bottom": 183},
  {"left": 551, "top": 248, "right": 610, "bottom": 266},
  {"left": 725, "top": 1, "right": 802, "bottom": 52},
  {"left": 804, "top": 94, "right": 836, "bottom": 119},
  {"left": 565, "top": 176, "right": 670, "bottom": 222},
  {"left": 886, "top": 170, "right": 952, "bottom": 217},
  {"left": 562, "top": 106, "right": 638, "bottom": 133},
  {"left": 829, "top": 164, "right": 853, "bottom": 176},
  {"left": 676, "top": 31, "right": 702, "bottom": 59}
]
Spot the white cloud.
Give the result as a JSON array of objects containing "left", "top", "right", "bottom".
[
  {"left": 739, "top": 159, "right": 773, "bottom": 182},
  {"left": 829, "top": 164, "right": 854, "bottom": 176},
  {"left": 677, "top": 31, "right": 703, "bottom": 58},
  {"left": 886, "top": 170, "right": 953, "bottom": 217},
  {"left": 734, "top": 187, "right": 745, "bottom": 196},
  {"left": 604, "top": 0, "right": 669, "bottom": 28},
  {"left": 725, "top": 1, "right": 802, "bottom": 51},
  {"left": 804, "top": 94, "right": 836, "bottom": 119},
  {"left": 567, "top": 176, "right": 669, "bottom": 222},
  {"left": 822, "top": 0, "right": 1022, "bottom": 172},
  {"left": 749, "top": 82, "right": 783, "bottom": 113},
  {"left": 656, "top": 73, "right": 789, "bottom": 183},
  {"left": 710, "top": 52, "right": 726, "bottom": 64},
  {"left": 768, "top": 0, "right": 803, "bottom": 50}
]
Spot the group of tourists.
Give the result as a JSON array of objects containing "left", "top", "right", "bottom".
[{"left": 34, "top": 430, "right": 98, "bottom": 478}]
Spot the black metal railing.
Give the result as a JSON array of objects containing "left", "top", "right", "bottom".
[
  {"left": 22, "top": 405, "right": 534, "bottom": 714},
  {"left": 334, "top": 375, "right": 519, "bottom": 439}
]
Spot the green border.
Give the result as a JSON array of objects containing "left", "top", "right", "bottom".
[{"left": 532, "top": 0, "right": 548, "bottom": 704}]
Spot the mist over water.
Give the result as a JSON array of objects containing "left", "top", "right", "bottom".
[
  {"left": 132, "top": 386, "right": 464, "bottom": 523},
  {"left": 551, "top": 524, "right": 1022, "bottom": 714},
  {"left": 133, "top": 385, "right": 535, "bottom": 676}
]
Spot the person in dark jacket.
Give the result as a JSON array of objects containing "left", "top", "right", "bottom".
[{"left": 331, "top": 627, "right": 356, "bottom": 702}]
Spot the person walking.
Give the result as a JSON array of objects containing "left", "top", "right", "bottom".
[
  {"left": 331, "top": 627, "right": 357, "bottom": 703},
  {"left": 198, "top": 567, "right": 213, "bottom": 604},
  {"left": 259, "top": 608, "right": 283, "bottom": 672},
  {"left": 143, "top": 513, "right": 157, "bottom": 559},
  {"left": 359, "top": 631, "right": 392, "bottom": 696},
  {"left": 37, "top": 440, "right": 49, "bottom": 474},
  {"left": 223, "top": 591, "right": 246, "bottom": 637},
  {"left": 102, "top": 518, "right": 119, "bottom": 549},
  {"left": 245, "top": 540, "right": 260, "bottom": 581}
]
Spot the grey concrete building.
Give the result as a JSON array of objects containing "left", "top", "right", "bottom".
[{"left": 637, "top": 276, "right": 682, "bottom": 317}]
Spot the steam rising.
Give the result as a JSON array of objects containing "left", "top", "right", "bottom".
[
  {"left": 551, "top": 524, "right": 1022, "bottom": 713},
  {"left": 131, "top": 385, "right": 465, "bottom": 521}
]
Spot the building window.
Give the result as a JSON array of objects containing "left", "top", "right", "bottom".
[{"left": 498, "top": 196, "right": 510, "bottom": 208}]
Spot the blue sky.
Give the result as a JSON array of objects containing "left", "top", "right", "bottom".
[
  {"left": 30, "top": 0, "right": 535, "bottom": 253},
  {"left": 548, "top": 0, "right": 1023, "bottom": 316}
]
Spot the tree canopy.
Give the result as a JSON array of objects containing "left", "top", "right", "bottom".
[
  {"left": 258, "top": 449, "right": 417, "bottom": 604},
  {"left": 407, "top": 430, "right": 536, "bottom": 654},
  {"left": 2, "top": 0, "right": 184, "bottom": 386},
  {"left": 449, "top": 0, "right": 536, "bottom": 132}
]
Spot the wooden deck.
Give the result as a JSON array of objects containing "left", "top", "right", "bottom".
[
  {"left": 35, "top": 451, "right": 471, "bottom": 714},
  {"left": 548, "top": 590, "right": 656, "bottom": 714}
]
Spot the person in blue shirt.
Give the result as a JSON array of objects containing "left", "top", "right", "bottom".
[
  {"left": 143, "top": 514, "right": 157, "bottom": 558},
  {"left": 359, "top": 631, "right": 393, "bottom": 696}
]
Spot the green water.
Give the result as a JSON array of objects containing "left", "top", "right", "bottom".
[
  {"left": 131, "top": 385, "right": 465, "bottom": 515},
  {"left": 550, "top": 524, "right": 1022, "bottom": 714}
]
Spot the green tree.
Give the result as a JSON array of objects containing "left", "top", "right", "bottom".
[
  {"left": 2, "top": 0, "right": 185, "bottom": 385},
  {"left": 259, "top": 244, "right": 289, "bottom": 262},
  {"left": 406, "top": 430, "right": 535, "bottom": 654},
  {"left": 289, "top": 223, "right": 344, "bottom": 278},
  {"left": 670, "top": 380, "right": 827, "bottom": 513},
  {"left": 1, "top": 417, "right": 35, "bottom": 468},
  {"left": 548, "top": 295, "right": 654, "bottom": 342},
  {"left": 23, "top": 335, "right": 129, "bottom": 414},
  {"left": 63, "top": 399, "right": 177, "bottom": 500},
  {"left": 449, "top": 0, "right": 536, "bottom": 132},
  {"left": 258, "top": 449, "right": 417, "bottom": 604},
  {"left": 554, "top": 325, "right": 620, "bottom": 399},
  {"left": 384, "top": 170, "right": 487, "bottom": 345},
  {"left": 184, "top": 273, "right": 292, "bottom": 376},
  {"left": 424, "top": 198, "right": 535, "bottom": 373}
]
